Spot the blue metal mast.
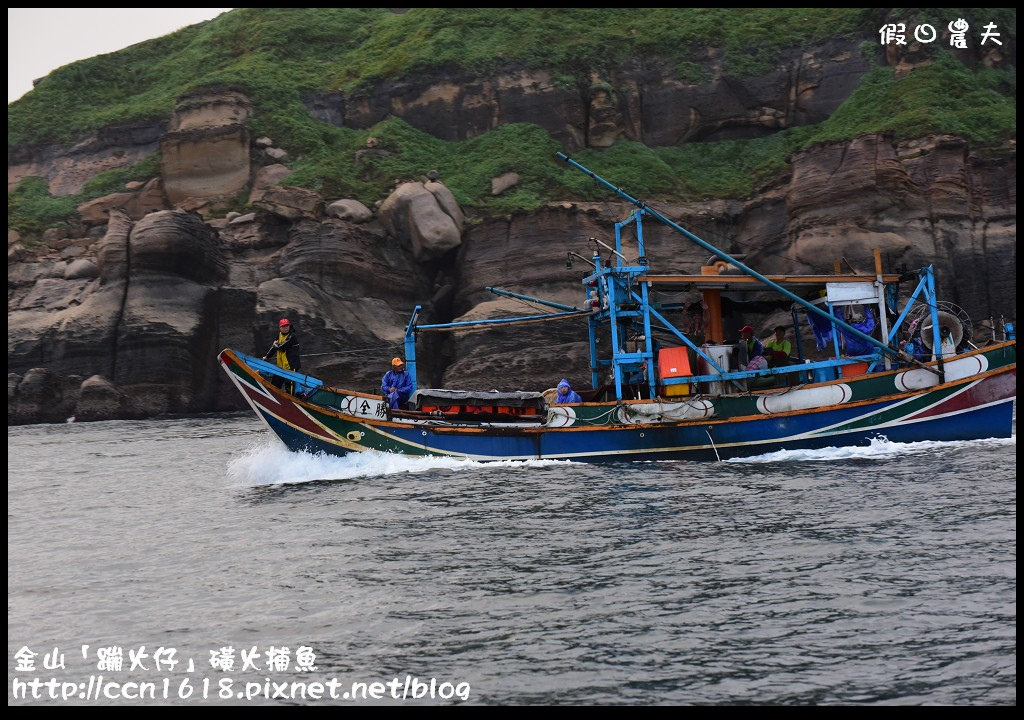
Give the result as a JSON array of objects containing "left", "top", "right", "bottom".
[{"left": 556, "top": 152, "right": 917, "bottom": 371}]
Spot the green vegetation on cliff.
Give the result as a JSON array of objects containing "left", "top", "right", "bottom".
[
  {"left": 8, "top": 155, "right": 161, "bottom": 236},
  {"left": 9, "top": 8, "right": 877, "bottom": 149},
  {"left": 7, "top": 8, "right": 1016, "bottom": 235}
]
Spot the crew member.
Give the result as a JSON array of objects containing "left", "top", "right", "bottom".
[
  {"left": 381, "top": 357, "right": 413, "bottom": 409},
  {"left": 554, "top": 379, "right": 582, "bottom": 404},
  {"left": 263, "top": 317, "right": 301, "bottom": 391}
]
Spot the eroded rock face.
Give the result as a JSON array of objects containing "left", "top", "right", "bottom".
[
  {"left": 8, "top": 121, "right": 164, "bottom": 196},
  {"left": 161, "top": 125, "right": 252, "bottom": 207},
  {"left": 94, "top": 208, "right": 133, "bottom": 282},
  {"left": 333, "top": 39, "right": 872, "bottom": 148},
  {"left": 344, "top": 69, "right": 589, "bottom": 148},
  {"left": 106, "top": 210, "right": 229, "bottom": 413},
  {"left": 8, "top": 127, "right": 1017, "bottom": 424},
  {"left": 7, "top": 201, "right": 447, "bottom": 422},
  {"left": 160, "top": 91, "right": 254, "bottom": 207},
  {"left": 444, "top": 203, "right": 714, "bottom": 391},
  {"left": 9, "top": 208, "right": 231, "bottom": 420},
  {"left": 246, "top": 216, "right": 439, "bottom": 395},
  {"left": 786, "top": 135, "right": 1017, "bottom": 317}
]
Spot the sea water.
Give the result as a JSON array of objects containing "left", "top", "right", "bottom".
[{"left": 7, "top": 412, "right": 1016, "bottom": 705}]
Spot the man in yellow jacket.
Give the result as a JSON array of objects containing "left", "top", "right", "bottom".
[{"left": 264, "top": 317, "right": 301, "bottom": 390}]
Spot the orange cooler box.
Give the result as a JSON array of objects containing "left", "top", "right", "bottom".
[
  {"left": 658, "top": 347, "right": 693, "bottom": 397},
  {"left": 840, "top": 361, "right": 870, "bottom": 377}
]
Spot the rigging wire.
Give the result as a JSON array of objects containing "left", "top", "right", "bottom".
[{"left": 302, "top": 344, "right": 402, "bottom": 357}]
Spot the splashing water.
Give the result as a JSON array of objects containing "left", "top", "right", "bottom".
[
  {"left": 730, "top": 433, "right": 1016, "bottom": 463},
  {"left": 226, "top": 439, "right": 575, "bottom": 486}
]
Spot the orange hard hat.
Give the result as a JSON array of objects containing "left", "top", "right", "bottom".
[{"left": 391, "top": 357, "right": 404, "bottom": 366}]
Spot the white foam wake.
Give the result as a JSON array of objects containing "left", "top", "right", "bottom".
[
  {"left": 225, "top": 439, "right": 573, "bottom": 486},
  {"left": 729, "top": 434, "right": 1016, "bottom": 464}
]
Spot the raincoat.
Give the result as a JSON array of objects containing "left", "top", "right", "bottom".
[{"left": 554, "top": 379, "right": 582, "bottom": 404}]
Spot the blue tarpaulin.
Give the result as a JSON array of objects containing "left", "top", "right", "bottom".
[{"left": 805, "top": 305, "right": 876, "bottom": 354}]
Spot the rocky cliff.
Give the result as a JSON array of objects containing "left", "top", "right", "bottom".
[{"left": 7, "top": 43, "right": 1017, "bottom": 424}]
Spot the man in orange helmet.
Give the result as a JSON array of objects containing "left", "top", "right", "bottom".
[{"left": 381, "top": 357, "right": 413, "bottom": 409}]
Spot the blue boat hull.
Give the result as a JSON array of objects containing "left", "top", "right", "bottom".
[{"left": 253, "top": 386, "right": 1014, "bottom": 463}]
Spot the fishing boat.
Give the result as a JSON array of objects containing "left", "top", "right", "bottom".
[{"left": 218, "top": 154, "right": 1016, "bottom": 462}]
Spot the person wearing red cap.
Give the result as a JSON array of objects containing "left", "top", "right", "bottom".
[
  {"left": 381, "top": 357, "right": 413, "bottom": 409},
  {"left": 736, "top": 324, "right": 767, "bottom": 371},
  {"left": 263, "top": 317, "right": 301, "bottom": 390}
]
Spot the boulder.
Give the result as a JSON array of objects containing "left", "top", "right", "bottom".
[
  {"left": 41, "top": 227, "right": 69, "bottom": 246},
  {"left": 378, "top": 181, "right": 462, "bottom": 261},
  {"left": 491, "top": 172, "right": 520, "bottom": 196},
  {"left": 130, "top": 209, "right": 227, "bottom": 284},
  {"left": 248, "top": 163, "right": 294, "bottom": 204},
  {"left": 74, "top": 375, "right": 141, "bottom": 421},
  {"left": 253, "top": 186, "right": 324, "bottom": 221},
  {"left": 63, "top": 259, "right": 100, "bottom": 280},
  {"left": 229, "top": 212, "right": 257, "bottom": 225},
  {"left": 78, "top": 192, "right": 135, "bottom": 225},
  {"left": 326, "top": 199, "right": 373, "bottom": 223},
  {"left": 9, "top": 243, "right": 28, "bottom": 263},
  {"left": 8, "top": 368, "right": 79, "bottom": 424},
  {"left": 424, "top": 181, "right": 465, "bottom": 232}
]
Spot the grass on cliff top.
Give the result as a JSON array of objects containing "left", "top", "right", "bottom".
[
  {"left": 813, "top": 53, "right": 1016, "bottom": 146},
  {"left": 8, "top": 20, "right": 1016, "bottom": 237},
  {"left": 662, "top": 54, "right": 1016, "bottom": 198},
  {"left": 9, "top": 8, "right": 875, "bottom": 149}
]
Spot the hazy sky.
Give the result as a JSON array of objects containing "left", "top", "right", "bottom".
[{"left": 7, "top": 8, "right": 233, "bottom": 104}]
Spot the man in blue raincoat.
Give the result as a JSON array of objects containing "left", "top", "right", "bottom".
[
  {"left": 554, "top": 379, "right": 582, "bottom": 404},
  {"left": 381, "top": 357, "right": 413, "bottom": 409}
]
